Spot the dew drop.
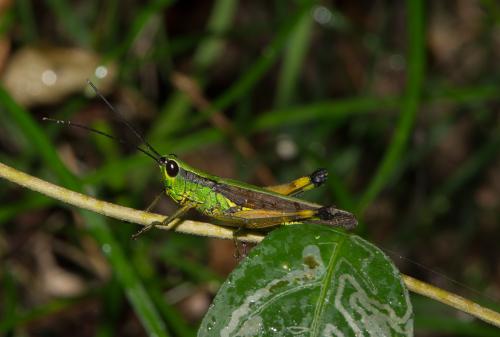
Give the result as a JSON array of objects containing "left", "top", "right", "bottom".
[
  {"left": 95, "top": 65, "right": 108, "bottom": 79},
  {"left": 102, "top": 243, "right": 112, "bottom": 254},
  {"left": 41, "top": 69, "right": 57, "bottom": 86},
  {"left": 312, "top": 5, "right": 332, "bottom": 25},
  {"left": 276, "top": 135, "right": 297, "bottom": 160}
]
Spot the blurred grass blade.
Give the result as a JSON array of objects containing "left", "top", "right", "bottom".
[
  {"left": 192, "top": 0, "right": 238, "bottom": 72},
  {"left": 255, "top": 96, "right": 400, "bottom": 131},
  {"left": 256, "top": 84, "right": 498, "bottom": 132},
  {"left": 275, "top": 2, "right": 314, "bottom": 107},
  {"left": 0, "top": 297, "right": 79, "bottom": 331},
  {"left": 149, "top": 0, "right": 238, "bottom": 141},
  {"left": 98, "top": 0, "right": 119, "bottom": 49},
  {"left": 425, "top": 124, "right": 500, "bottom": 223},
  {"left": 0, "top": 86, "right": 170, "bottom": 337},
  {"left": 16, "top": 0, "right": 38, "bottom": 41},
  {"left": 45, "top": 0, "right": 91, "bottom": 46},
  {"left": 211, "top": 1, "right": 315, "bottom": 113},
  {"left": 356, "top": 0, "right": 425, "bottom": 216},
  {"left": 0, "top": 194, "right": 52, "bottom": 223},
  {"left": 107, "top": 0, "right": 173, "bottom": 60},
  {"left": 133, "top": 243, "right": 197, "bottom": 337},
  {"left": 0, "top": 271, "right": 18, "bottom": 332}
]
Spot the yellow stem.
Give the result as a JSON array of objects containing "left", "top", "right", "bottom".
[
  {"left": 403, "top": 275, "right": 500, "bottom": 327},
  {"left": 1, "top": 161, "right": 499, "bottom": 327}
]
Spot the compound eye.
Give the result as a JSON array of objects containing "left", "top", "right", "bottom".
[{"left": 166, "top": 160, "right": 179, "bottom": 177}]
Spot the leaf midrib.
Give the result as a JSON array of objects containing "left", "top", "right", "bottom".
[{"left": 310, "top": 234, "right": 347, "bottom": 336}]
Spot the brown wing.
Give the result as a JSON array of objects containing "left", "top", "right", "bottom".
[{"left": 212, "top": 183, "right": 319, "bottom": 211}]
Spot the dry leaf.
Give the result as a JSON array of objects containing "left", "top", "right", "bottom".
[{"left": 2, "top": 46, "right": 116, "bottom": 107}]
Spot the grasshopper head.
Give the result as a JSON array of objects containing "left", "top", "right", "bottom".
[{"left": 159, "top": 154, "right": 180, "bottom": 189}]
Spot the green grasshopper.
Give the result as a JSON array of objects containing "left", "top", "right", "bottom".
[{"left": 47, "top": 81, "right": 357, "bottom": 237}]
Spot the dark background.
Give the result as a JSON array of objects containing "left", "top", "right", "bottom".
[{"left": 0, "top": 0, "right": 499, "bottom": 336}]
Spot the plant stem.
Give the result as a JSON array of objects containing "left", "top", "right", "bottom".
[
  {"left": 403, "top": 275, "right": 500, "bottom": 328},
  {"left": 1, "top": 161, "right": 499, "bottom": 328}
]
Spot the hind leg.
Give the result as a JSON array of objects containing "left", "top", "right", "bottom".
[{"left": 264, "top": 169, "right": 328, "bottom": 196}]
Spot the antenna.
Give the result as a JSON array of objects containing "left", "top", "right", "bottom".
[
  {"left": 86, "top": 79, "right": 163, "bottom": 158},
  {"left": 42, "top": 117, "right": 159, "bottom": 163}
]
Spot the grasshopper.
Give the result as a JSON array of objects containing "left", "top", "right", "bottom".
[
  {"left": 47, "top": 81, "right": 357, "bottom": 237},
  {"left": 132, "top": 154, "right": 358, "bottom": 237}
]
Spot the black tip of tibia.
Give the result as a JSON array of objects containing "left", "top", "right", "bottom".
[{"left": 310, "top": 169, "right": 328, "bottom": 186}]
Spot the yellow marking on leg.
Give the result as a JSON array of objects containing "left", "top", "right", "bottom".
[
  {"left": 297, "top": 209, "right": 316, "bottom": 218},
  {"left": 228, "top": 208, "right": 319, "bottom": 229},
  {"left": 264, "top": 176, "right": 313, "bottom": 196}
]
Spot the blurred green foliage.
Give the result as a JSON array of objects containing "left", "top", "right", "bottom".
[{"left": 0, "top": 0, "right": 499, "bottom": 336}]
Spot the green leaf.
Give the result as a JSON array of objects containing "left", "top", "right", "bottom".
[{"left": 198, "top": 224, "right": 413, "bottom": 336}]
